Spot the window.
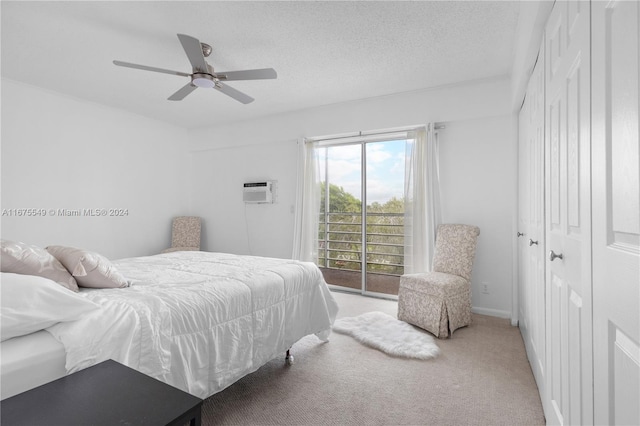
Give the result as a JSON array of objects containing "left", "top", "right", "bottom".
[
  {"left": 316, "top": 138, "right": 407, "bottom": 296},
  {"left": 294, "top": 125, "right": 440, "bottom": 299}
]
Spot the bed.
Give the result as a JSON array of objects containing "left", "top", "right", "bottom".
[{"left": 1, "top": 246, "right": 338, "bottom": 400}]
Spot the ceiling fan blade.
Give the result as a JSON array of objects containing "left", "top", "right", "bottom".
[
  {"left": 113, "top": 60, "right": 190, "bottom": 77},
  {"left": 168, "top": 83, "right": 198, "bottom": 101},
  {"left": 215, "top": 82, "right": 254, "bottom": 104},
  {"left": 177, "top": 34, "right": 209, "bottom": 73},
  {"left": 216, "top": 68, "right": 277, "bottom": 81}
]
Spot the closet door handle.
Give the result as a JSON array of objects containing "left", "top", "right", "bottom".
[
  {"left": 517, "top": 232, "right": 525, "bottom": 237},
  {"left": 529, "top": 239, "right": 539, "bottom": 246},
  {"left": 549, "top": 250, "right": 564, "bottom": 262}
]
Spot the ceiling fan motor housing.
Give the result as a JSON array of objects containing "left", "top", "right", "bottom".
[{"left": 200, "top": 42, "right": 212, "bottom": 57}]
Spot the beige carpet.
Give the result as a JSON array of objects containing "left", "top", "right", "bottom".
[{"left": 201, "top": 291, "right": 545, "bottom": 425}]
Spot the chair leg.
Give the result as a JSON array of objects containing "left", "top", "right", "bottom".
[
  {"left": 438, "top": 307, "right": 450, "bottom": 339},
  {"left": 285, "top": 349, "right": 294, "bottom": 366}
]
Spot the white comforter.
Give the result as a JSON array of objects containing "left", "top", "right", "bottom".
[{"left": 47, "top": 251, "right": 338, "bottom": 398}]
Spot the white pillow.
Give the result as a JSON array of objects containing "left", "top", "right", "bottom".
[
  {"left": 46, "top": 246, "right": 129, "bottom": 289},
  {"left": 0, "top": 240, "right": 79, "bottom": 292},
  {"left": 0, "top": 273, "right": 100, "bottom": 342}
]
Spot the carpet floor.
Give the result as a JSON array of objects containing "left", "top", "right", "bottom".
[{"left": 201, "top": 291, "right": 545, "bottom": 425}]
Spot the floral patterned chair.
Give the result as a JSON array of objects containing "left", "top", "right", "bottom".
[
  {"left": 161, "top": 216, "right": 201, "bottom": 253},
  {"left": 398, "top": 224, "right": 480, "bottom": 338}
]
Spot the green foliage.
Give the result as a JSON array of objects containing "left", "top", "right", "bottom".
[
  {"left": 320, "top": 183, "right": 406, "bottom": 214},
  {"left": 319, "top": 183, "right": 361, "bottom": 213},
  {"left": 318, "top": 186, "right": 406, "bottom": 276},
  {"left": 367, "top": 196, "right": 405, "bottom": 214}
]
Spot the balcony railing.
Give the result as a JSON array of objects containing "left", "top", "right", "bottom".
[{"left": 317, "top": 212, "right": 405, "bottom": 277}]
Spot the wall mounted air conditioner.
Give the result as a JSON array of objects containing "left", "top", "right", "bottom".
[{"left": 243, "top": 181, "right": 273, "bottom": 204}]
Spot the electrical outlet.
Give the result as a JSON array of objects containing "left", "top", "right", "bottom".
[{"left": 481, "top": 282, "right": 490, "bottom": 294}]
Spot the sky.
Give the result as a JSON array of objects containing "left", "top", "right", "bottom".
[{"left": 318, "top": 140, "right": 406, "bottom": 206}]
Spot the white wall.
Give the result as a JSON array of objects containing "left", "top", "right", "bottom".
[
  {"left": 510, "top": 1, "right": 554, "bottom": 112},
  {"left": 1, "top": 79, "right": 190, "bottom": 259},
  {"left": 190, "top": 140, "right": 298, "bottom": 258},
  {"left": 438, "top": 116, "right": 517, "bottom": 317},
  {"left": 189, "top": 77, "right": 511, "bottom": 151},
  {"left": 188, "top": 77, "right": 516, "bottom": 317}
]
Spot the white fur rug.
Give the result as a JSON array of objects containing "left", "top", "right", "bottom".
[{"left": 332, "top": 311, "right": 439, "bottom": 359}]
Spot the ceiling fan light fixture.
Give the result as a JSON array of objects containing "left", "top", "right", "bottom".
[{"left": 192, "top": 73, "right": 216, "bottom": 88}]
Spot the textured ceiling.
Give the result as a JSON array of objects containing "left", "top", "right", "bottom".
[{"left": 1, "top": 1, "right": 520, "bottom": 129}]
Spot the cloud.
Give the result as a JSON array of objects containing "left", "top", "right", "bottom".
[
  {"left": 327, "top": 159, "right": 361, "bottom": 182},
  {"left": 366, "top": 144, "right": 392, "bottom": 164},
  {"left": 389, "top": 152, "right": 406, "bottom": 175},
  {"left": 319, "top": 140, "right": 406, "bottom": 205},
  {"left": 366, "top": 178, "right": 404, "bottom": 204}
]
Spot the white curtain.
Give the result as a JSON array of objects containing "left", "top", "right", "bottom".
[
  {"left": 292, "top": 139, "right": 321, "bottom": 261},
  {"left": 294, "top": 126, "right": 441, "bottom": 273},
  {"left": 403, "top": 124, "right": 441, "bottom": 273}
]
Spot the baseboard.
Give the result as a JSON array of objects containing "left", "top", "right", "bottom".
[
  {"left": 329, "top": 290, "right": 514, "bottom": 323},
  {"left": 471, "top": 306, "right": 512, "bottom": 320}
]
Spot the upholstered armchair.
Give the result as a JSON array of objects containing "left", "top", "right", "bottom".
[
  {"left": 398, "top": 224, "right": 480, "bottom": 338},
  {"left": 161, "top": 216, "right": 201, "bottom": 253}
]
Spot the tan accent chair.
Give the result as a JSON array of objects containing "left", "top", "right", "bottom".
[
  {"left": 398, "top": 224, "right": 480, "bottom": 338},
  {"left": 161, "top": 216, "right": 201, "bottom": 253}
]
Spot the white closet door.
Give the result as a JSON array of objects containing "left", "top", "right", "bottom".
[
  {"left": 518, "top": 80, "right": 531, "bottom": 336},
  {"left": 518, "top": 44, "right": 546, "bottom": 404},
  {"left": 528, "top": 47, "right": 546, "bottom": 395},
  {"left": 544, "top": 1, "right": 593, "bottom": 424},
  {"left": 592, "top": 1, "right": 640, "bottom": 424}
]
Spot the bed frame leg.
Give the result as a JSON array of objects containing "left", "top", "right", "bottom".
[{"left": 285, "top": 349, "right": 294, "bottom": 366}]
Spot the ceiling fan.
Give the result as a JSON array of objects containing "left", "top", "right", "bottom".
[{"left": 113, "top": 34, "right": 277, "bottom": 104}]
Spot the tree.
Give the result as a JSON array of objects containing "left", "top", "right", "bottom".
[
  {"left": 318, "top": 186, "right": 406, "bottom": 275},
  {"left": 319, "top": 183, "right": 361, "bottom": 213},
  {"left": 367, "top": 197, "right": 405, "bottom": 214}
]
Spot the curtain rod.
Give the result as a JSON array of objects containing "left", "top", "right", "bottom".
[{"left": 306, "top": 123, "right": 445, "bottom": 144}]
